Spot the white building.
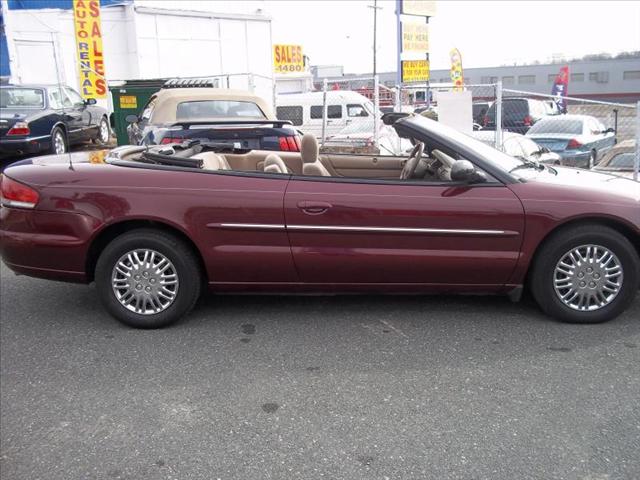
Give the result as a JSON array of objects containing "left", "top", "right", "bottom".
[{"left": 0, "top": 0, "right": 274, "bottom": 109}]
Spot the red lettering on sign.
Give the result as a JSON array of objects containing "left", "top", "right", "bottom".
[
  {"left": 89, "top": 1, "right": 100, "bottom": 17},
  {"left": 92, "top": 40, "right": 103, "bottom": 57},
  {"left": 95, "top": 79, "right": 106, "bottom": 96},
  {"left": 94, "top": 59, "right": 104, "bottom": 75}
]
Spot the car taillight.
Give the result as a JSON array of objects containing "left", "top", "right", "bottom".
[
  {"left": 160, "top": 137, "right": 182, "bottom": 144},
  {"left": 0, "top": 176, "right": 39, "bottom": 209},
  {"left": 278, "top": 136, "right": 299, "bottom": 151},
  {"left": 567, "top": 138, "right": 582, "bottom": 149},
  {"left": 286, "top": 136, "right": 298, "bottom": 151},
  {"left": 278, "top": 136, "right": 290, "bottom": 151},
  {"left": 7, "top": 122, "right": 30, "bottom": 136},
  {"left": 523, "top": 115, "right": 532, "bottom": 127}
]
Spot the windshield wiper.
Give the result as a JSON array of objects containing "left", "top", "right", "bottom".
[{"left": 509, "top": 157, "right": 544, "bottom": 173}]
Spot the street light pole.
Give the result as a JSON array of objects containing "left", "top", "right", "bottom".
[{"left": 368, "top": 0, "right": 382, "bottom": 77}]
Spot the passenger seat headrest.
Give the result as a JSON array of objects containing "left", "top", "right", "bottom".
[
  {"left": 264, "top": 153, "right": 289, "bottom": 174},
  {"left": 300, "top": 134, "right": 319, "bottom": 164}
]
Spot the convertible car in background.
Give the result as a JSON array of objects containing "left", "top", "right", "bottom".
[
  {"left": 0, "top": 84, "right": 110, "bottom": 160},
  {"left": 1, "top": 115, "right": 638, "bottom": 328},
  {"left": 592, "top": 139, "right": 638, "bottom": 180},
  {"left": 126, "top": 85, "right": 302, "bottom": 152}
]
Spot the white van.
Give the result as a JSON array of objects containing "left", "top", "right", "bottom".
[{"left": 276, "top": 90, "right": 377, "bottom": 138}]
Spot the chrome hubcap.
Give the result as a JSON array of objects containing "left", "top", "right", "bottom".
[
  {"left": 100, "top": 120, "right": 109, "bottom": 142},
  {"left": 553, "top": 244, "right": 623, "bottom": 311},
  {"left": 54, "top": 132, "right": 65, "bottom": 154},
  {"left": 111, "top": 249, "right": 179, "bottom": 315}
]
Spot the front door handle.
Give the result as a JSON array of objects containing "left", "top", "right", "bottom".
[{"left": 297, "top": 200, "right": 332, "bottom": 215}]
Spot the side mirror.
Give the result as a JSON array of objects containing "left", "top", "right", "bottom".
[
  {"left": 125, "top": 114, "right": 139, "bottom": 124},
  {"left": 84, "top": 98, "right": 97, "bottom": 105},
  {"left": 604, "top": 127, "right": 615, "bottom": 134},
  {"left": 540, "top": 146, "right": 550, "bottom": 153},
  {"left": 450, "top": 160, "right": 486, "bottom": 183}
]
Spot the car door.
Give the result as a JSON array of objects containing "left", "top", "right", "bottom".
[
  {"left": 591, "top": 118, "right": 615, "bottom": 156},
  {"left": 61, "top": 87, "right": 91, "bottom": 141},
  {"left": 128, "top": 95, "right": 156, "bottom": 144},
  {"left": 283, "top": 174, "right": 525, "bottom": 288},
  {"left": 185, "top": 171, "right": 299, "bottom": 288}
]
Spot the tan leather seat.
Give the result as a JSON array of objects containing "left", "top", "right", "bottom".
[
  {"left": 263, "top": 153, "right": 288, "bottom": 174},
  {"left": 192, "top": 152, "right": 231, "bottom": 171},
  {"left": 301, "top": 134, "right": 330, "bottom": 176}
]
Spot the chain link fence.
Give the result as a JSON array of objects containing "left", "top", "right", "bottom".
[{"left": 391, "top": 81, "right": 638, "bottom": 179}]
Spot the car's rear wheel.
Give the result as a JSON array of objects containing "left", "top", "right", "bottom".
[
  {"left": 95, "top": 229, "right": 201, "bottom": 328},
  {"left": 50, "top": 127, "right": 67, "bottom": 154},
  {"left": 94, "top": 116, "right": 110, "bottom": 145},
  {"left": 531, "top": 224, "right": 639, "bottom": 323}
]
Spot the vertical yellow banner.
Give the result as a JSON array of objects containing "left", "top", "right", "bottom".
[
  {"left": 449, "top": 48, "right": 464, "bottom": 91},
  {"left": 73, "top": 0, "right": 106, "bottom": 99}
]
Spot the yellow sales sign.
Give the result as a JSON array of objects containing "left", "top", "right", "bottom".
[
  {"left": 402, "top": 60, "right": 430, "bottom": 83},
  {"left": 273, "top": 44, "right": 305, "bottom": 74},
  {"left": 402, "top": 22, "right": 429, "bottom": 53},
  {"left": 73, "top": 0, "right": 106, "bottom": 99}
]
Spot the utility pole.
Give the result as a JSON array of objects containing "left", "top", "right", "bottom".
[{"left": 368, "top": 1, "right": 382, "bottom": 77}]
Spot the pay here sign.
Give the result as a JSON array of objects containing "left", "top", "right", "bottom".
[{"left": 73, "top": 0, "right": 106, "bottom": 98}]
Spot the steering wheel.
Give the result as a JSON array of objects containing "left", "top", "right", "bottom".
[{"left": 400, "top": 142, "right": 424, "bottom": 180}]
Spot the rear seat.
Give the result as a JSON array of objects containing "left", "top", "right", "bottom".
[{"left": 192, "top": 152, "right": 231, "bottom": 171}]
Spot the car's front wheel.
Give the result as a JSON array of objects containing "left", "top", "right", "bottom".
[
  {"left": 95, "top": 229, "right": 202, "bottom": 328},
  {"left": 531, "top": 224, "right": 639, "bottom": 323}
]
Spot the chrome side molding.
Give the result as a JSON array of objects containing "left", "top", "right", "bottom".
[{"left": 211, "top": 223, "right": 517, "bottom": 236}]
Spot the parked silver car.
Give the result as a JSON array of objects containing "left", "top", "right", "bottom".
[{"left": 526, "top": 114, "right": 616, "bottom": 168}]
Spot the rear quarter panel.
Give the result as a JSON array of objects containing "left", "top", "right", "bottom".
[{"left": 2, "top": 162, "right": 296, "bottom": 284}]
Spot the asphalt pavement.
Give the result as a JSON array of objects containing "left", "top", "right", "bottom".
[{"left": 1, "top": 263, "right": 639, "bottom": 480}]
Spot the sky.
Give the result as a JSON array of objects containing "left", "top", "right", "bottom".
[{"left": 140, "top": 0, "right": 640, "bottom": 73}]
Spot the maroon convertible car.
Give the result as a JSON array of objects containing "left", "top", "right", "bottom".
[{"left": 1, "top": 115, "right": 638, "bottom": 328}]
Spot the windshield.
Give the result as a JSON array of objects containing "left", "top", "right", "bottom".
[
  {"left": 176, "top": 100, "right": 266, "bottom": 120},
  {"left": 0, "top": 88, "right": 45, "bottom": 109},
  {"left": 603, "top": 152, "right": 635, "bottom": 169},
  {"left": 404, "top": 115, "right": 523, "bottom": 173},
  {"left": 528, "top": 117, "right": 583, "bottom": 135}
]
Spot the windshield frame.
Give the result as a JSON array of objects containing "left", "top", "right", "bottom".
[{"left": 394, "top": 116, "right": 524, "bottom": 184}]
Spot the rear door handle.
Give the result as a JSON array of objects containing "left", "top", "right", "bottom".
[{"left": 297, "top": 200, "right": 332, "bottom": 215}]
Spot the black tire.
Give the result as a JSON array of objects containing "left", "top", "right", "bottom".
[
  {"left": 50, "top": 126, "right": 67, "bottom": 154},
  {"left": 93, "top": 116, "right": 110, "bottom": 145},
  {"left": 95, "top": 229, "right": 202, "bottom": 328},
  {"left": 530, "top": 224, "right": 639, "bottom": 324}
]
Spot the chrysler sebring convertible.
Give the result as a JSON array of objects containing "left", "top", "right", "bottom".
[{"left": 1, "top": 115, "right": 638, "bottom": 328}]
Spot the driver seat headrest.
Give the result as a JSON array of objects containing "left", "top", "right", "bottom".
[
  {"left": 301, "top": 133, "right": 330, "bottom": 176},
  {"left": 301, "top": 133, "right": 319, "bottom": 164}
]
